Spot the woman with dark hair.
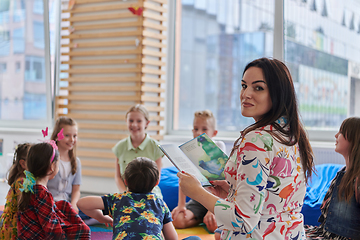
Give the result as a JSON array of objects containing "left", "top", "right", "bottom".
[
  {"left": 178, "top": 58, "right": 315, "bottom": 239},
  {"left": 305, "top": 117, "right": 360, "bottom": 240}
]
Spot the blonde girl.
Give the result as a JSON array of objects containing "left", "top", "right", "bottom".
[{"left": 112, "top": 104, "right": 164, "bottom": 197}]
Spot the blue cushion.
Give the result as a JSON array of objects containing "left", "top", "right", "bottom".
[
  {"left": 301, "top": 164, "right": 344, "bottom": 226},
  {"left": 159, "top": 166, "right": 190, "bottom": 211}
]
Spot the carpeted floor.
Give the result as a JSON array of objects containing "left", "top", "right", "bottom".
[
  {"left": 89, "top": 224, "right": 112, "bottom": 239},
  {"left": 90, "top": 224, "right": 214, "bottom": 240},
  {"left": 89, "top": 224, "right": 215, "bottom": 240},
  {"left": 176, "top": 225, "right": 214, "bottom": 240},
  {"left": 0, "top": 206, "right": 214, "bottom": 240}
]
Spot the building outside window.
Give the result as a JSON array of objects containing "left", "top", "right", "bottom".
[
  {"left": 0, "top": 0, "right": 54, "bottom": 127},
  {"left": 170, "top": 0, "right": 360, "bottom": 139}
]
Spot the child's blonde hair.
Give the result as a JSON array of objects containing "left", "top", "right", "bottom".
[
  {"left": 194, "top": 110, "right": 217, "bottom": 129},
  {"left": 51, "top": 117, "right": 78, "bottom": 175},
  {"left": 126, "top": 104, "right": 150, "bottom": 121}
]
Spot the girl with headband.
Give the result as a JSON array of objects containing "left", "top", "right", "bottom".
[{"left": 17, "top": 142, "right": 90, "bottom": 239}]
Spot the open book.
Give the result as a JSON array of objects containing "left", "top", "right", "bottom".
[{"left": 159, "top": 133, "right": 228, "bottom": 187}]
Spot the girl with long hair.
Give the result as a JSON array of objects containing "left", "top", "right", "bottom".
[
  {"left": 0, "top": 143, "right": 31, "bottom": 239},
  {"left": 17, "top": 142, "right": 90, "bottom": 239}
]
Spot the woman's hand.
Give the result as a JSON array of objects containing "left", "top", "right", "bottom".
[
  {"left": 178, "top": 171, "right": 220, "bottom": 214},
  {"left": 208, "top": 180, "right": 230, "bottom": 199},
  {"left": 177, "top": 171, "right": 203, "bottom": 200},
  {"left": 203, "top": 211, "right": 218, "bottom": 233}
]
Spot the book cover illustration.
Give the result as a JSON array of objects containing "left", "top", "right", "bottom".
[
  {"left": 179, "top": 133, "right": 228, "bottom": 181},
  {"left": 158, "top": 144, "right": 212, "bottom": 187}
]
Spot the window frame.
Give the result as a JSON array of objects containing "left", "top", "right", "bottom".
[{"left": 165, "top": 0, "right": 338, "bottom": 143}]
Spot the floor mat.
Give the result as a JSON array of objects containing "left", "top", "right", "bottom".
[
  {"left": 176, "top": 225, "right": 214, "bottom": 240},
  {"left": 0, "top": 212, "right": 214, "bottom": 240},
  {"left": 89, "top": 224, "right": 112, "bottom": 240},
  {"left": 89, "top": 224, "right": 214, "bottom": 240},
  {"left": 91, "top": 231, "right": 113, "bottom": 239},
  {"left": 90, "top": 224, "right": 112, "bottom": 232}
]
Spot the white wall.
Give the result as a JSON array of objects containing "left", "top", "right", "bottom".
[{"left": 0, "top": 129, "right": 40, "bottom": 180}]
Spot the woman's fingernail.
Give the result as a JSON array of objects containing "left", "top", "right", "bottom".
[
  {"left": 209, "top": 181, "right": 214, "bottom": 184},
  {"left": 181, "top": 171, "right": 185, "bottom": 173}
]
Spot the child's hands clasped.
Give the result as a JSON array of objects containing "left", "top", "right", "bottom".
[{"left": 171, "top": 205, "right": 187, "bottom": 220}]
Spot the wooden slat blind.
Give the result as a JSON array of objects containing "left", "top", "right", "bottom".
[{"left": 57, "top": 0, "right": 167, "bottom": 178}]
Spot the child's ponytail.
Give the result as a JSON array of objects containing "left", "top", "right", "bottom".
[
  {"left": 7, "top": 143, "right": 31, "bottom": 186},
  {"left": 18, "top": 191, "right": 32, "bottom": 212},
  {"left": 18, "top": 170, "right": 36, "bottom": 212}
]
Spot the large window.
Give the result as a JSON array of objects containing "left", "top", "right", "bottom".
[
  {"left": 284, "top": 0, "right": 360, "bottom": 131},
  {"left": 169, "top": 0, "right": 360, "bottom": 141},
  {"left": 0, "top": 0, "right": 55, "bottom": 128}
]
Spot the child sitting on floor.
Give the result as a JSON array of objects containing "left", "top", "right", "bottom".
[
  {"left": 47, "top": 117, "right": 82, "bottom": 214},
  {"left": 0, "top": 143, "right": 31, "bottom": 240},
  {"left": 78, "top": 157, "right": 178, "bottom": 239},
  {"left": 113, "top": 104, "right": 164, "bottom": 198},
  {"left": 172, "top": 110, "right": 226, "bottom": 237},
  {"left": 305, "top": 117, "right": 360, "bottom": 239},
  {"left": 17, "top": 142, "right": 90, "bottom": 240}
]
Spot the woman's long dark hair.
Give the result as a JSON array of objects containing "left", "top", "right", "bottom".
[
  {"left": 230, "top": 58, "right": 314, "bottom": 182},
  {"left": 337, "top": 117, "right": 360, "bottom": 201},
  {"left": 18, "top": 143, "right": 59, "bottom": 212}
]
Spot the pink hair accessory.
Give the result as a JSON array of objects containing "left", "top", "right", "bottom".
[
  {"left": 57, "top": 128, "right": 64, "bottom": 141},
  {"left": 44, "top": 139, "right": 58, "bottom": 162},
  {"left": 46, "top": 139, "right": 58, "bottom": 151},
  {"left": 41, "top": 128, "right": 58, "bottom": 162},
  {"left": 42, "top": 127, "right": 48, "bottom": 137}
]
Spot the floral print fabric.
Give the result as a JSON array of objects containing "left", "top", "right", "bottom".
[
  {"left": 214, "top": 122, "right": 306, "bottom": 239},
  {"left": 0, "top": 178, "right": 23, "bottom": 240},
  {"left": 102, "top": 191, "right": 172, "bottom": 240}
]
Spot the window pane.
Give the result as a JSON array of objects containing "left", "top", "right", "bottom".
[
  {"left": 284, "top": 1, "right": 360, "bottom": 130},
  {"left": 13, "top": 0, "right": 25, "bottom": 22},
  {"left": 0, "top": 30, "right": 10, "bottom": 56},
  {"left": 0, "top": 0, "right": 54, "bottom": 124},
  {"left": 13, "top": 27, "right": 25, "bottom": 53},
  {"left": 174, "top": 0, "right": 275, "bottom": 132},
  {"left": 33, "top": 21, "right": 45, "bottom": 49},
  {"left": 0, "top": 0, "right": 10, "bottom": 24}
]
